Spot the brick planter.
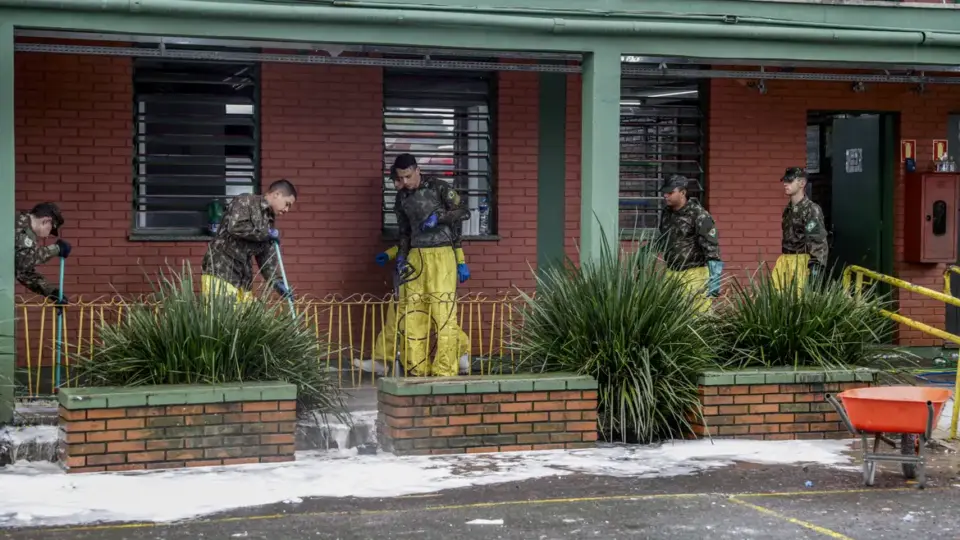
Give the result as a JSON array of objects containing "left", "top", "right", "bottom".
[
  {"left": 57, "top": 382, "right": 298, "bottom": 473},
  {"left": 377, "top": 374, "right": 598, "bottom": 456},
  {"left": 694, "top": 368, "right": 879, "bottom": 440}
]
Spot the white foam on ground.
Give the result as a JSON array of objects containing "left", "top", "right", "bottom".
[
  {"left": 0, "top": 425, "right": 59, "bottom": 446},
  {"left": 466, "top": 519, "right": 504, "bottom": 525},
  {"left": 0, "top": 439, "right": 854, "bottom": 528}
]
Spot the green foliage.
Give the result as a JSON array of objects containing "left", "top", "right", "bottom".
[
  {"left": 714, "top": 268, "right": 900, "bottom": 370},
  {"left": 511, "top": 237, "right": 719, "bottom": 444},
  {"left": 73, "top": 263, "right": 345, "bottom": 419}
]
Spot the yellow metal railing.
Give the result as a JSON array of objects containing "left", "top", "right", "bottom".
[
  {"left": 13, "top": 293, "right": 528, "bottom": 398},
  {"left": 843, "top": 265, "right": 960, "bottom": 439}
]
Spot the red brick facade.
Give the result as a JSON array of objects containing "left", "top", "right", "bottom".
[{"left": 12, "top": 46, "right": 958, "bottom": 346}]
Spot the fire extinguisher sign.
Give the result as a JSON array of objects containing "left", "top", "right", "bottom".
[
  {"left": 934, "top": 139, "right": 948, "bottom": 161},
  {"left": 902, "top": 139, "right": 915, "bottom": 162}
]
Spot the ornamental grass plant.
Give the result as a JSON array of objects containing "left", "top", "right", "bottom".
[
  {"left": 511, "top": 235, "right": 720, "bottom": 444},
  {"left": 714, "top": 266, "right": 901, "bottom": 370},
  {"left": 72, "top": 263, "right": 345, "bottom": 419}
]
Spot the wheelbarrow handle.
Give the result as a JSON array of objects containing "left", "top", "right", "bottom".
[
  {"left": 825, "top": 393, "right": 859, "bottom": 437},
  {"left": 925, "top": 401, "right": 935, "bottom": 441}
]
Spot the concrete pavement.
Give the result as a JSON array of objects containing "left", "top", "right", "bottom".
[{"left": 5, "top": 451, "right": 960, "bottom": 540}]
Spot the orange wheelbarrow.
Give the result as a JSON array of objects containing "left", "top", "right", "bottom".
[{"left": 825, "top": 386, "right": 953, "bottom": 489}]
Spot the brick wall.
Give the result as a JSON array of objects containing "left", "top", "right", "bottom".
[
  {"left": 564, "top": 74, "right": 583, "bottom": 263},
  {"left": 258, "top": 63, "right": 385, "bottom": 295},
  {"left": 57, "top": 384, "right": 297, "bottom": 473},
  {"left": 708, "top": 76, "right": 959, "bottom": 345},
  {"left": 376, "top": 374, "right": 598, "bottom": 455},
  {"left": 694, "top": 370, "right": 877, "bottom": 440}
]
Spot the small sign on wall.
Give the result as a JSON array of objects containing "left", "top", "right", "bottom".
[
  {"left": 902, "top": 139, "right": 916, "bottom": 161},
  {"left": 934, "top": 139, "right": 948, "bottom": 161},
  {"left": 845, "top": 148, "right": 863, "bottom": 174}
]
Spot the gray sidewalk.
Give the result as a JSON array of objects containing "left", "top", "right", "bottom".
[{"left": 5, "top": 453, "right": 960, "bottom": 540}]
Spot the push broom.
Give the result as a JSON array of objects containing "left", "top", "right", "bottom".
[
  {"left": 273, "top": 242, "right": 296, "bottom": 320},
  {"left": 54, "top": 257, "right": 65, "bottom": 391}
]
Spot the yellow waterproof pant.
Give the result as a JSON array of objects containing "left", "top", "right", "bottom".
[
  {"left": 397, "top": 246, "right": 464, "bottom": 377},
  {"left": 772, "top": 254, "right": 810, "bottom": 294},
  {"left": 666, "top": 266, "right": 711, "bottom": 313},
  {"left": 370, "top": 295, "right": 470, "bottom": 365},
  {"left": 201, "top": 274, "right": 255, "bottom": 303}
]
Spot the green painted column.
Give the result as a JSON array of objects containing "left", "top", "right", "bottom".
[
  {"left": 0, "top": 23, "right": 14, "bottom": 424},
  {"left": 536, "top": 72, "right": 567, "bottom": 274},
  {"left": 579, "top": 45, "right": 621, "bottom": 261}
]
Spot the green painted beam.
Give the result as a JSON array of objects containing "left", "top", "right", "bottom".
[
  {"left": 0, "top": 23, "right": 13, "bottom": 425},
  {"left": 334, "top": 0, "right": 960, "bottom": 35},
  {"left": 580, "top": 46, "right": 621, "bottom": 261},
  {"left": 536, "top": 72, "right": 567, "bottom": 276},
  {"left": 6, "top": 8, "right": 960, "bottom": 66}
]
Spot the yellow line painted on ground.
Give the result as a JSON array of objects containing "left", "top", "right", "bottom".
[
  {"left": 728, "top": 496, "right": 854, "bottom": 540},
  {"left": 738, "top": 487, "right": 920, "bottom": 498},
  {"left": 23, "top": 486, "right": 948, "bottom": 535}
]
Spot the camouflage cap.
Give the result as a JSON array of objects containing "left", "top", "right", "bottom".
[
  {"left": 661, "top": 175, "right": 690, "bottom": 194},
  {"left": 30, "top": 201, "right": 64, "bottom": 236},
  {"left": 781, "top": 167, "right": 807, "bottom": 182}
]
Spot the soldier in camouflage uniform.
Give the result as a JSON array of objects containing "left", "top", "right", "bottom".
[
  {"left": 774, "top": 167, "right": 828, "bottom": 292},
  {"left": 353, "top": 167, "right": 472, "bottom": 376},
  {"left": 392, "top": 153, "right": 471, "bottom": 377},
  {"left": 15, "top": 202, "right": 71, "bottom": 304},
  {"left": 200, "top": 179, "right": 298, "bottom": 302},
  {"left": 657, "top": 176, "right": 723, "bottom": 312}
]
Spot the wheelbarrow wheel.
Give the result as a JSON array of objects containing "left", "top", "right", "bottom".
[{"left": 900, "top": 433, "right": 919, "bottom": 480}]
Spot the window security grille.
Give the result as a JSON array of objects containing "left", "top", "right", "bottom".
[
  {"left": 382, "top": 69, "right": 495, "bottom": 237},
  {"left": 133, "top": 59, "right": 259, "bottom": 235},
  {"left": 619, "top": 77, "right": 706, "bottom": 238}
]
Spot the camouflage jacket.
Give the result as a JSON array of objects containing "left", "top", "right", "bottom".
[
  {"left": 395, "top": 176, "right": 470, "bottom": 258},
  {"left": 781, "top": 197, "right": 828, "bottom": 268},
  {"left": 201, "top": 194, "right": 279, "bottom": 292},
  {"left": 14, "top": 212, "right": 60, "bottom": 296},
  {"left": 657, "top": 198, "right": 722, "bottom": 271}
]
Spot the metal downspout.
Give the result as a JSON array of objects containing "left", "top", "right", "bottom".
[{"left": 0, "top": 0, "right": 937, "bottom": 47}]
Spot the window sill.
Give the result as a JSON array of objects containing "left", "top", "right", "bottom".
[
  {"left": 128, "top": 233, "right": 214, "bottom": 243},
  {"left": 379, "top": 233, "right": 502, "bottom": 243}
]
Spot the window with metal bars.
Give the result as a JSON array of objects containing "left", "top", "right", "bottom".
[
  {"left": 133, "top": 59, "right": 260, "bottom": 236},
  {"left": 382, "top": 69, "right": 496, "bottom": 238},
  {"left": 619, "top": 76, "right": 706, "bottom": 238}
]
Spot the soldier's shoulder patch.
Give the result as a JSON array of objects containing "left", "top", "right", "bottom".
[
  {"left": 20, "top": 236, "right": 33, "bottom": 248},
  {"left": 806, "top": 220, "right": 818, "bottom": 233},
  {"left": 708, "top": 227, "right": 717, "bottom": 238},
  {"left": 446, "top": 189, "right": 460, "bottom": 205}
]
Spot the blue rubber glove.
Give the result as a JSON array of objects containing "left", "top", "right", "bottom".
[
  {"left": 268, "top": 228, "right": 280, "bottom": 243},
  {"left": 457, "top": 263, "right": 470, "bottom": 284},
  {"left": 375, "top": 252, "right": 390, "bottom": 267},
  {"left": 420, "top": 214, "right": 438, "bottom": 231},
  {"left": 706, "top": 260, "right": 723, "bottom": 298},
  {"left": 273, "top": 281, "right": 293, "bottom": 300}
]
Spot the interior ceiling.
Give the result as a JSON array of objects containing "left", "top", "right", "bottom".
[{"left": 14, "top": 29, "right": 960, "bottom": 83}]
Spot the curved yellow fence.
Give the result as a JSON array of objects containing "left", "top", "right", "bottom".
[{"left": 13, "top": 292, "right": 529, "bottom": 398}]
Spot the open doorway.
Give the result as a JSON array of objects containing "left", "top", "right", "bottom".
[{"left": 805, "top": 111, "right": 896, "bottom": 281}]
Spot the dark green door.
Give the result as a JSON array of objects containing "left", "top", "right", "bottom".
[{"left": 830, "top": 115, "right": 883, "bottom": 279}]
